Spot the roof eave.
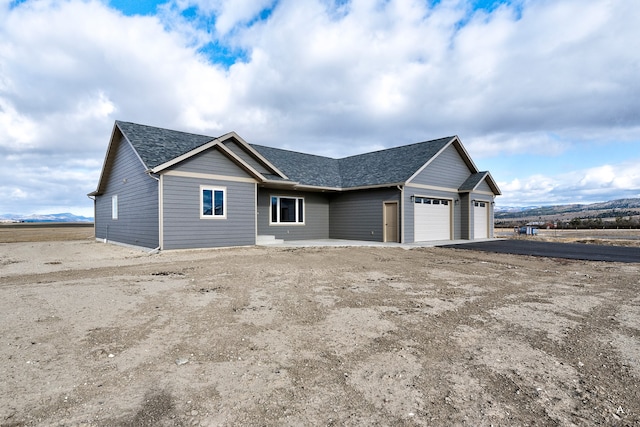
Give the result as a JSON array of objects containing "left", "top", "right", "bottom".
[
  {"left": 459, "top": 171, "right": 502, "bottom": 196},
  {"left": 150, "top": 133, "right": 275, "bottom": 183},
  {"left": 405, "top": 136, "right": 460, "bottom": 185},
  {"left": 91, "top": 121, "right": 151, "bottom": 196},
  {"left": 224, "top": 132, "right": 289, "bottom": 180}
]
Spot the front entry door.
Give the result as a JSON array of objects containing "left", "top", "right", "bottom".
[{"left": 384, "top": 202, "right": 398, "bottom": 242}]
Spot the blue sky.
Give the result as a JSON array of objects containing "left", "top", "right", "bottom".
[{"left": 1, "top": 0, "right": 639, "bottom": 217}]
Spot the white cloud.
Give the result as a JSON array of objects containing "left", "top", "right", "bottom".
[
  {"left": 498, "top": 159, "right": 640, "bottom": 206},
  {"left": 0, "top": 0, "right": 639, "bottom": 214}
]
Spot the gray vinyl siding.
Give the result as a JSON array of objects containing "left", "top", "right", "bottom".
[
  {"left": 403, "top": 188, "right": 462, "bottom": 243},
  {"left": 94, "top": 135, "right": 159, "bottom": 248},
  {"left": 409, "top": 144, "right": 472, "bottom": 188},
  {"left": 475, "top": 179, "right": 492, "bottom": 193},
  {"left": 460, "top": 193, "right": 471, "bottom": 239},
  {"left": 329, "top": 188, "right": 400, "bottom": 242},
  {"left": 257, "top": 189, "right": 330, "bottom": 240},
  {"left": 162, "top": 175, "right": 255, "bottom": 249},
  {"left": 222, "top": 140, "right": 271, "bottom": 175},
  {"left": 168, "top": 147, "right": 251, "bottom": 178}
]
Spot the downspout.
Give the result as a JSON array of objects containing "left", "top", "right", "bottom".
[
  {"left": 397, "top": 185, "right": 404, "bottom": 243},
  {"left": 146, "top": 171, "right": 162, "bottom": 250},
  {"left": 87, "top": 195, "right": 97, "bottom": 241}
]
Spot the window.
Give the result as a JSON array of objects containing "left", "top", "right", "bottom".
[
  {"left": 270, "top": 196, "right": 304, "bottom": 224},
  {"left": 111, "top": 195, "right": 118, "bottom": 219},
  {"left": 201, "top": 186, "right": 226, "bottom": 219},
  {"left": 475, "top": 201, "right": 486, "bottom": 208},
  {"left": 414, "top": 197, "right": 448, "bottom": 205}
]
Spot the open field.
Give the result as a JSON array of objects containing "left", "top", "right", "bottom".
[
  {"left": 1, "top": 228, "right": 639, "bottom": 426},
  {"left": 496, "top": 227, "right": 640, "bottom": 247},
  {"left": 0, "top": 223, "right": 94, "bottom": 243}
]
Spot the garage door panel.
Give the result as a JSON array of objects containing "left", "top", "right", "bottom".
[
  {"left": 414, "top": 198, "right": 451, "bottom": 241},
  {"left": 474, "top": 201, "right": 488, "bottom": 239}
]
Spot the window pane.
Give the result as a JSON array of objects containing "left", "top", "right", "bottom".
[
  {"left": 203, "top": 189, "right": 212, "bottom": 216},
  {"left": 297, "top": 198, "right": 304, "bottom": 222},
  {"left": 280, "top": 197, "right": 296, "bottom": 222},
  {"left": 271, "top": 196, "right": 278, "bottom": 222},
  {"left": 214, "top": 190, "right": 224, "bottom": 216}
]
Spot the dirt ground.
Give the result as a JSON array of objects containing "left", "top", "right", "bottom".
[{"left": 1, "top": 227, "right": 639, "bottom": 426}]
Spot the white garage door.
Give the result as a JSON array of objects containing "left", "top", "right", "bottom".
[
  {"left": 414, "top": 197, "right": 451, "bottom": 241},
  {"left": 474, "top": 201, "right": 489, "bottom": 239}
]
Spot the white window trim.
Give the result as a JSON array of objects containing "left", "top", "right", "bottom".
[
  {"left": 200, "top": 185, "right": 227, "bottom": 219},
  {"left": 111, "top": 195, "right": 118, "bottom": 220},
  {"left": 270, "top": 195, "right": 305, "bottom": 225}
]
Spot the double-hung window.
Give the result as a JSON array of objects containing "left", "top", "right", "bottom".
[
  {"left": 201, "top": 186, "right": 226, "bottom": 219},
  {"left": 270, "top": 196, "right": 304, "bottom": 224}
]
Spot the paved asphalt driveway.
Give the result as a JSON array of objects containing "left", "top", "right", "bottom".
[{"left": 442, "top": 239, "right": 640, "bottom": 263}]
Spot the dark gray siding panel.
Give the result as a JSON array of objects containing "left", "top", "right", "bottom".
[
  {"left": 460, "top": 193, "right": 471, "bottom": 239},
  {"left": 404, "top": 187, "right": 462, "bottom": 243},
  {"left": 162, "top": 175, "right": 255, "bottom": 249},
  {"left": 94, "top": 135, "right": 159, "bottom": 248},
  {"left": 329, "top": 188, "right": 400, "bottom": 242},
  {"left": 169, "top": 147, "right": 250, "bottom": 178},
  {"left": 257, "top": 189, "right": 330, "bottom": 240},
  {"left": 410, "top": 145, "right": 472, "bottom": 189},
  {"left": 223, "top": 140, "right": 271, "bottom": 175}
]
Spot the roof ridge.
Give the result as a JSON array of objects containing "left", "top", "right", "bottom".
[
  {"left": 340, "top": 136, "right": 456, "bottom": 161},
  {"left": 251, "top": 135, "right": 455, "bottom": 162},
  {"left": 250, "top": 143, "right": 341, "bottom": 161}
]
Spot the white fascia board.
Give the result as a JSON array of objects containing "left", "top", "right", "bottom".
[
  {"left": 451, "top": 136, "right": 480, "bottom": 173},
  {"left": 483, "top": 171, "right": 502, "bottom": 195},
  {"left": 150, "top": 138, "right": 268, "bottom": 181},
  {"left": 221, "top": 131, "right": 290, "bottom": 180},
  {"left": 150, "top": 138, "right": 221, "bottom": 173},
  {"left": 214, "top": 142, "right": 268, "bottom": 181},
  {"left": 92, "top": 122, "right": 151, "bottom": 196},
  {"left": 404, "top": 137, "right": 456, "bottom": 185},
  {"left": 458, "top": 171, "right": 502, "bottom": 196},
  {"left": 264, "top": 182, "right": 405, "bottom": 192},
  {"left": 405, "top": 136, "right": 480, "bottom": 186}
]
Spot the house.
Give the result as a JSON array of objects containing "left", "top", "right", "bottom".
[{"left": 88, "top": 121, "right": 501, "bottom": 250}]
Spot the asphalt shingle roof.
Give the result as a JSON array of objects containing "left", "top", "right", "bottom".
[
  {"left": 459, "top": 172, "right": 488, "bottom": 192},
  {"left": 250, "top": 145, "right": 342, "bottom": 187},
  {"left": 116, "top": 121, "right": 457, "bottom": 189},
  {"left": 338, "top": 138, "right": 453, "bottom": 188},
  {"left": 252, "top": 137, "right": 454, "bottom": 188},
  {"left": 117, "top": 121, "right": 215, "bottom": 169}
]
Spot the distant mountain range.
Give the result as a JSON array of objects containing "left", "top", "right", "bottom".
[
  {"left": 496, "top": 198, "right": 640, "bottom": 223},
  {"left": 0, "top": 213, "right": 93, "bottom": 223}
]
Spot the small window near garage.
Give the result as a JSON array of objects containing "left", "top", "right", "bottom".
[
  {"left": 270, "top": 196, "right": 304, "bottom": 224},
  {"left": 111, "top": 195, "right": 118, "bottom": 220},
  {"left": 474, "top": 201, "right": 486, "bottom": 208},
  {"left": 201, "top": 186, "right": 226, "bottom": 219}
]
